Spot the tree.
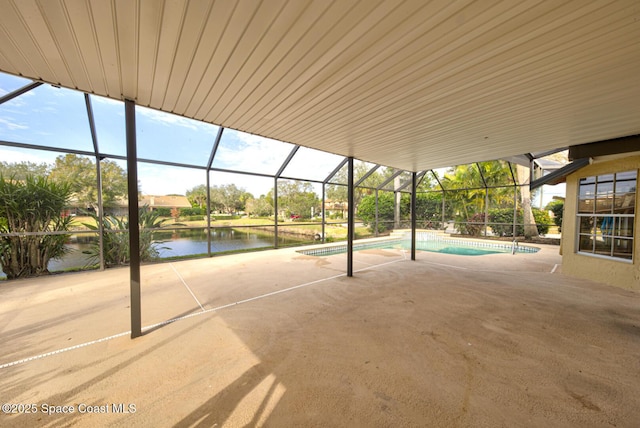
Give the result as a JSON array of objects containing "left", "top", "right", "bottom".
[
  {"left": 186, "top": 184, "right": 208, "bottom": 209},
  {"left": 442, "top": 161, "right": 521, "bottom": 234},
  {"left": 357, "top": 192, "right": 396, "bottom": 232},
  {"left": 0, "top": 174, "right": 72, "bottom": 279},
  {"left": 326, "top": 162, "right": 382, "bottom": 206},
  {"left": 358, "top": 191, "right": 450, "bottom": 233},
  {"left": 545, "top": 200, "right": 564, "bottom": 232},
  {"left": 210, "top": 184, "right": 249, "bottom": 214},
  {"left": 186, "top": 183, "right": 255, "bottom": 214},
  {"left": 516, "top": 164, "right": 538, "bottom": 238},
  {"left": 49, "top": 154, "right": 127, "bottom": 212},
  {"left": 274, "top": 180, "right": 320, "bottom": 220},
  {"left": 0, "top": 161, "right": 50, "bottom": 179},
  {"left": 245, "top": 195, "right": 273, "bottom": 217},
  {"left": 100, "top": 159, "right": 128, "bottom": 209},
  {"left": 49, "top": 154, "right": 96, "bottom": 209},
  {"left": 411, "top": 191, "right": 450, "bottom": 228},
  {"left": 442, "top": 164, "right": 486, "bottom": 223}
]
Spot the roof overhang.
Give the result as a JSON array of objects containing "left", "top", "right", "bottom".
[
  {"left": 530, "top": 157, "right": 590, "bottom": 190},
  {"left": 568, "top": 134, "right": 640, "bottom": 161},
  {"left": 1, "top": 1, "right": 639, "bottom": 172}
]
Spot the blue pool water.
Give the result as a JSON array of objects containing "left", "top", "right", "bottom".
[{"left": 297, "top": 236, "right": 539, "bottom": 257}]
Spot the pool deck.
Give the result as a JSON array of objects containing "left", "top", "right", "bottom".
[{"left": 1, "top": 241, "right": 639, "bottom": 426}]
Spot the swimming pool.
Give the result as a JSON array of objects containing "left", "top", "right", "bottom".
[{"left": 297, "top": 233, "right": 539, "bottom": 257}]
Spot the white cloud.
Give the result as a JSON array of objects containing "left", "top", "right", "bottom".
[
  {"left": 210, "top": 171, "right": 273, "bottom": 197},
  {"left": 137, "top": 164, "right": 206, "bottom": 196},
  {"left": 0, "top": 147, "right": 57, "bottom": 164},
  {"left": 0, "top": 117, "right": 28, "bottom": 130},
  {"left": 214, "top": 130, "right": 295, "bottom": 173},
  {"left": 280, "top": 147, "right": 345, "bottom": 180},
  {"left": 136, "top": 105, "right": 218, "bottom": 135}
]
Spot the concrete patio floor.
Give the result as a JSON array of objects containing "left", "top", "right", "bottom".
[{"left": 1, "top": 243, "right": 639, "bottom": 427}]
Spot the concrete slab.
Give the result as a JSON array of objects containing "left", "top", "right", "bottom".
[{"left": 1, "top": 243, "right": 639, "bottom": 426}]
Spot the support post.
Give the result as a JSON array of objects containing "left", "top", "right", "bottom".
[
  {"left": 374, "top": 189, "right": 379, "bottom": 237},
  {"left": 411, "top": 172, "right": 417, "bottom": 260},
  {"left": 273, "top": 145, "right": 299, "bottom": 249},
  {"left": 206, "top": 127, "right": 224, "bottom": 256},
  {"left": 206, "top": 171, "right": 211, "bottom": 256},
  {"left": 125, "top": 99, "right": 141, "bottom": 339},
  {"left": 84, "top": 94, "right": 104, "bottom": 271},
  {"left": 508, "top": 162, "right": 518, "bottom": 239},
  {"left": 441, "top": 192, "right": 446, "bottom": 230},
  {"left": 513, "top": 185, "right": 518, "bottom": 239},
  {"left": 322, "top": 183, "right": 326, "bottom": 243},
  {"left": 274, "top": 177, "right": 279, "bottom": 248},
  {"left": 95, "top": 158, "right": 105, "bottom": 270},
  {"left": 347, "top": 157, "right": 354, "bottom": 277},
  {"left": 484, "top": 188, "right": 489, "bottom": 237}
]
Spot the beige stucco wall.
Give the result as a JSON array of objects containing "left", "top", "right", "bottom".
[{"left": 562, "top": 155, "right": 640, "bottom": 291}]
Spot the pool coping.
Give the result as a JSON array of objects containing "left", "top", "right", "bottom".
[{"left": 296, "top": 230, "right": 540, "bottom": 257}]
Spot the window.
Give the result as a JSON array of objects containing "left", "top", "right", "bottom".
[{"left": 577, "top": 170, "right": 636, "bottom": 261}]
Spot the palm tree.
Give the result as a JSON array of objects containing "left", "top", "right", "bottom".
[{"left": 442, "top": 161, "right": 526, "bottom": 235}]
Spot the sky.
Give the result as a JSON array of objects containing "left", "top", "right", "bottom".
[{"left": 0, "top": 71, "right": 565, "bottom": 206}]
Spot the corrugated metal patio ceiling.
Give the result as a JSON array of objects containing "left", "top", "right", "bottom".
[{"left": 0, "top": 0, "right": 638, "bottom": 172}]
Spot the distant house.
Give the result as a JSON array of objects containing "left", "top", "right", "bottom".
[
  {"left": 324, "top": 200, "right": 348, "bottom": 219},
  {"left": 139, "top": 195, "right": 191, "bottom": 212}
]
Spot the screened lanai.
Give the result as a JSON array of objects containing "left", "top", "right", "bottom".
[
  {"left": 2, "top": 3, "right": 640, "bottom": 425},
  {"left": 0, "top": 72, "right": 564, "bottom": 258}
]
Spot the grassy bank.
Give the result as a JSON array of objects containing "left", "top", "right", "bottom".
[{"left": 69, "top": 216, "right": 372, "bottom": 240}]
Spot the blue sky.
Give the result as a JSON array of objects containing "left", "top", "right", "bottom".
[{"left": 0, "top": 72, "right": 345, "bottom": 197}]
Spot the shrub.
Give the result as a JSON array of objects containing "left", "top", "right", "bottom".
[
  {"left": 153, "top": 207, "right": 171, "bottom": 217},
  {"left": 545, "top": 200, "right": 564, "bottom": 231},
  {"left": 488, "top": 208, "right": 515, "bottom": 237},
  {"left": 180, "top": 207, "right": 203, "bottom": 216},
  {"left": 489, "top": 208, "right": 552, "bottom": 237},
  {"left": 0, "top": 175, "right": 72, "bottom": 279},
  {"left": 83, "top": 207, "right": 173, "bottom": 267},
  {"left": 455, "top": 212, "right": 485, "bottom": 236},
  {"left": 532, "top": 208, "right": 551, "bottom": 235},
  {"left": 357, "top": 192, "right": 395, "bottom": 233}
]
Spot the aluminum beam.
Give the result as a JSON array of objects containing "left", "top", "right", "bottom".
[
  {"left": 125, "top": 99, "right": 141, "bottom": 339},
  {"left": 0, "top": 81, "right": 42, "bottom": 105},
  {"left": 347, "top": 157, "right": 354, "bottom": 277},
  {"left": 84, "top": 94, "right": 105, "bottom": 271},
  {"left": 411, "top": 172, "right": 417, "bottom": 261}
]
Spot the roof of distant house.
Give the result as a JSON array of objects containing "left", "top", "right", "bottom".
[{"left": 140, "top": 195, "right": 191, "bottom": 209}]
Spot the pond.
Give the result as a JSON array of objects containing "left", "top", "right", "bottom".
[{"left": 0, "top": 227, "right": 312, "bottom": 278}]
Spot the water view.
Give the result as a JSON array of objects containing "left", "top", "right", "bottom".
[{"left": 0, "top": 227, "right": 311, "bottom": 278}]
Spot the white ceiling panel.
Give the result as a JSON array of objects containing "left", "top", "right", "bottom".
[
  {"left": 0, "top": 0, "right": 638, "bottom": 172},
  {"left": 88, "top": 0, "right": 121, "bottom": 98}
]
